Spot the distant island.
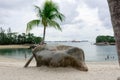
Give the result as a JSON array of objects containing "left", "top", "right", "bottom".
[
  {"left": 46, "top": 40, "right": 88, "bottom": 43},
  {"left": 95, "top": 35, "right": 115, "bottom": 45}
]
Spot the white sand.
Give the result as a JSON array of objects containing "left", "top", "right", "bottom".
[
  {"left": 0, "top": 45, "right": 30, "bottom": 49},
  {"left": 0, "top": 56, "right": 120, "bottom": 80}
]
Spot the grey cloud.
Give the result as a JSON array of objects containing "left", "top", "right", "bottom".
[
  {"left": 83, "top": 0, "right": 112, "bottom": 29},
  {"left": 57, "top": 1, "right": 79, "bottom": 25},
  {"left": 0, "top": 0, "right": 34, "bottom": 27},
  {"left": 0, "top": 0, "right": 34, "bottom": 9},
  {"left": 95, "top": 29, "right": 100, "bottom": 31},
  {"left": 0, "top": 0, "right": 114, "bottom": 41},
  {"left": 84, "top": 0, "right": 107, "bottom": 8}
]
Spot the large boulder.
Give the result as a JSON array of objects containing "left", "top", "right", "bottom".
[{"left": 33, "top": 45, "right": 88, "bottom": 71}]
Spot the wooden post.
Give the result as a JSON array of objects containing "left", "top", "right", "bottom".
[
  {"left": 24, "top": 55, "right": 34, "bottom": 67},
  {"left": 24, "top": 44, "right": 46, "bottom": 67}
]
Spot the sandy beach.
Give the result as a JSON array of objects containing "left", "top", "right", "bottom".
[
  {"left": 0, "top": 56, "right": 119, "bottom": 80},
  {"left": 0, "top": 45, "right": 30, "bottom": 49}
]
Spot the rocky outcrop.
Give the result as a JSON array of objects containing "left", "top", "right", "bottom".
[
  {"left": 33, "top": 45, "right": 88, "bottom": 71},
  {"left": 117, "top": 77, "right": 120, "bottom": 80}
]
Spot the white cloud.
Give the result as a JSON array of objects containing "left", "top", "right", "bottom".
[
  {"left": 0, "top": 0, "right": 114, "bottom": 42},
  {"left": 75, "top": 3, "right": 101, "bottom": 25},
  {"left": 43, "top": 2, "right": 113, "bottom": 42}
]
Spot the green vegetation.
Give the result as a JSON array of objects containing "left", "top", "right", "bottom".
[
  {"left": 96, "top": 35, "right": 115, "bottom": 43},
  {"left": 0, "top": 27, "right": 42, "bottom": 45},
  {"left": 26, "top": 0, "right": 65, "bottom": 44}
]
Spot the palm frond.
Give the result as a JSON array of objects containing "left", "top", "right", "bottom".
[
  {"left": 46, "top": 10, "right": 65, "bottom": 22},
  {"left": 34, "top": 5, "right": 42, "bottom": 17},
  {"left": 26, "top": 20, "right": 40, "bottom": 33},
  {"left": 47, "top": 19, "right": 62, "bottom": 31},
  {"left": 58, "top": 13, "right": 65, "bottom": 21},
  {"left": 43, "top": 0, "right": 59, "bottom": 18},
  {"left": 55, "top": 12, "right": 65, "bottom": 21}
]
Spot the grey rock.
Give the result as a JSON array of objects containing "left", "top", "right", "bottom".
[
  {"left": 33, "top": 45, "right": 88, "bottom": 71},
  {"left": 117, "top": 77, "right": 120, "bottom": 80}
]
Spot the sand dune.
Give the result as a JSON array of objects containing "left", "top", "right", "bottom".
[{"left": 0, "top": 56, "right": 120, "bottom": 80}]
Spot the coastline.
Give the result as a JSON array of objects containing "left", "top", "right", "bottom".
[
  {"left": 0, "top": 45, "right": 30, "bottom": 49},
  {"left": 94, "top": 42, "right": 115, "bottom": 46},
  {"left": 0, "top": 56, "right": 120, "bottom": 80}
]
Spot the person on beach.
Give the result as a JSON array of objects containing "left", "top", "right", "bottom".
[{"left": 107, "top": 55, "right": 109, "bottom": 59}]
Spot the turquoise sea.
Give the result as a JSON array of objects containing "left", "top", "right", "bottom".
[{"left": 0, "top": 42, "right": 118, "bottom": 62}]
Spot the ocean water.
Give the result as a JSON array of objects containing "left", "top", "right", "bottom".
[
  {"left": 0, "top": 48, "right": 32, "bottom": 59},
  {"left": 47, "top": 42, "right": 118, "bottom": 62},
  {"left": 0, "top": 42, "right": 118, "bottom": 62}
]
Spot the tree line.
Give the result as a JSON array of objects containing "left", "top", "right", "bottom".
[
  {"left": 0, "top": 27, "right": 42, "bottom": 45},
  {"left": 96, "top": 35, "right": 115, "bottom": 43}
]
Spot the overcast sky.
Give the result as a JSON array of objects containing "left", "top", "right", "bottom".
[{"left": 0, "top": 0, "right": 114, "bottom": 42}]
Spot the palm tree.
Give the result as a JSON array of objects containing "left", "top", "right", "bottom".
[
  {"left": 26, "top": 0, "right": 65, "bottom": 44},
  {"left": 107, "top": 0, "right": 120, "bottom": 66}
]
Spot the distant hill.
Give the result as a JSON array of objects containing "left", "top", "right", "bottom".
[{"left": 95, "top": 35, "right": 115, "bottom": 45}]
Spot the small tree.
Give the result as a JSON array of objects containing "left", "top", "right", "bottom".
[{"left": 26, "top": 0, "right": 65, "bottom": 44}]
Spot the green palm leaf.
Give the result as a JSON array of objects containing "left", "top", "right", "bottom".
[
  {"left": 57, "top": 12, "right": 65, "bottom": 21},
  {"left": 34, "top": 5, "right": 42, "bottom": 17},
  {"left": 48, "top": 20, "right": 62, "bottom": 31},
  {"left": 26, "top": 20, "right": 40, "bottom": 33}
]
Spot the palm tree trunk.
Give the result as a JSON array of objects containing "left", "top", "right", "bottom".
[
  {"left": 107, "top": 0, "right": 120, "bottom": 66},
  {"left": 42, "top": 26, "right": 46, "bottom": 44}
]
